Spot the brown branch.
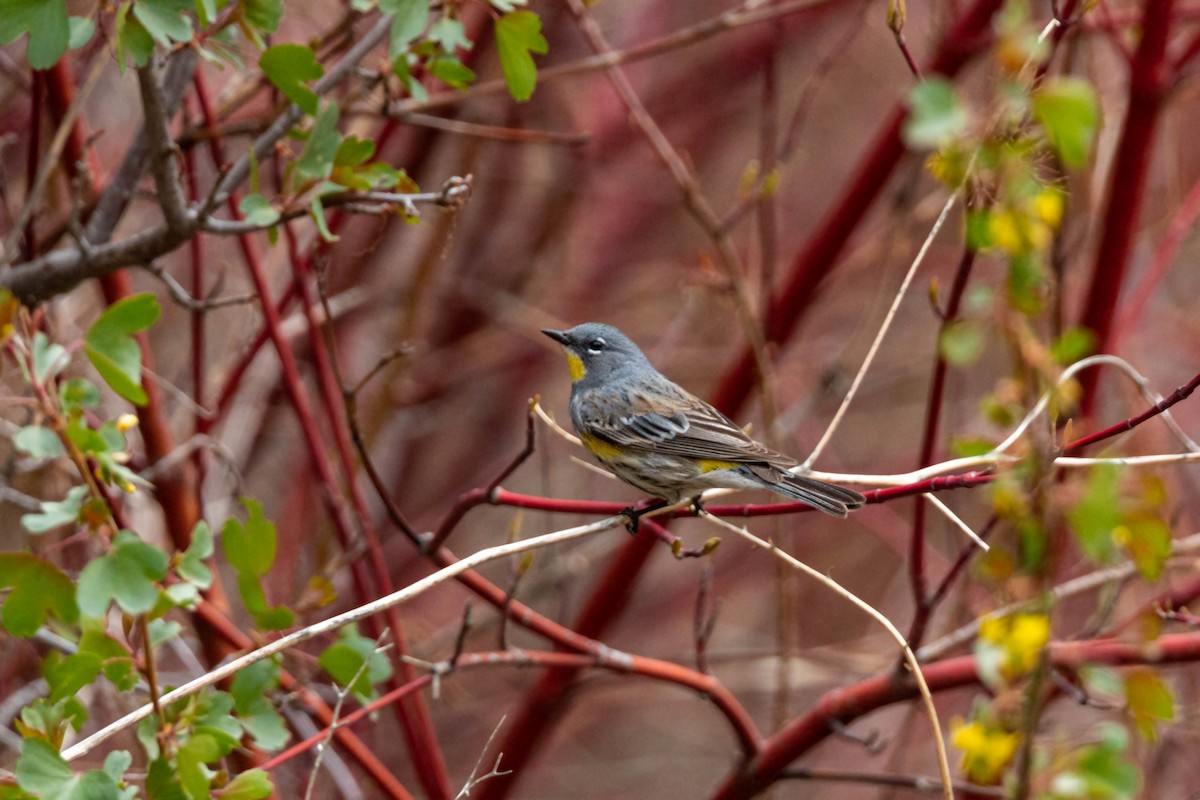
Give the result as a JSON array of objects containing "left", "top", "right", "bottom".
[{"left": 136, "top": 62, "right": 192, "bottom": 234}]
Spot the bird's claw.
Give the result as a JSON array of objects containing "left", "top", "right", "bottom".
[{"left": 621, "top": 506, "right": 642, "bottom": 536}]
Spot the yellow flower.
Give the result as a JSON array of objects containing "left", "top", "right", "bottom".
[
  {"left": 1007, "top": 613, "right": 1050, "bottom": 674},
  {"left": 116, "top": 413, "right": 140, "bottom": 432},
  {"left": 951, "top": 717, "right": 1020, "bottom": 784},
  {"left": 1032, "top": 189, "right": 1064, "bottom": 228},
  {"left": 978, "top": 612, "right": 1050, "bottom": 682},
  {"left": 988, "top": 210, "right": 1024, "bottom": 254}
]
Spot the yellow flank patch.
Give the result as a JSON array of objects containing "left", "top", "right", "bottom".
[
  {"left": 581, "top": 432, "right": 622, "bottom": 461},
  {"left": 565, "top": 351, "right": 586, "bottom": 382},
  {"left": 696, "top": 459, "right": 737, "bottom": 473}
]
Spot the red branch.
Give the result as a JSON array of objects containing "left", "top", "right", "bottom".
[
  {"left": 192, "top": 72, "right": 451, "bottom": 799},
  {"left": 707, "top": 632, "right": 1200, "bottom": 800},
  {"left": 1078, "top": 0, "right": 1177, "bottom": 412},
  {"left": 261, "top": 649, "right": 761, "bottom": 773}
]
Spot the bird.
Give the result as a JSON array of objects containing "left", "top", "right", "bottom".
[{"left": 542, "top": 322, "right": 865, "bottom": 531}]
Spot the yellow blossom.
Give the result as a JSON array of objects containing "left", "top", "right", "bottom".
[
  {"left": 951, "top": 717, "right": 1020, "bottom": 784},
  {"left": 988, "top": 210, "right": 1024, "bottom": 254},
  {"left": 116, "top": 413, "right": 140, "bottom": 432},
  {"left": 979, "top": 612, "right": 1050, "bottom": 681},
  {"left": 1032, "top": 189, "right": 1064, "bottom": 228}
]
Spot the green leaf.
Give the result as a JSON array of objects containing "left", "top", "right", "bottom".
[
  {"left": 60, "top": 378, "right": 102, "bottom": 413},
  {"left": 146, "top": 758, "right": 186, "bottom": 800},
  {"left": 16, "top": 738, "right": 119, "bottom": 800},
  {"left": 429, "top": 16, "right": 470, "bottom": 51},
  {"left": 84, "top": 293, "right": 161, "bottom": 405},
  {"left": 115, "top": 3, "right": 155, "bottom": 71},
  {"left": 102, "top": 751, "right": 131, "bottom": 783},
  {"left": 318, "top": 626, "right": 393, "bottom": 702},
  {"left": 148, "top": 619, "right": 181, "bottom": 646},
  {"left": 428, "top": 53, "right": 476, "bottom": 90},
  {"left": 177, "top": 521, "right": 214, "bottom": 588},
  {"left": 0, "top": 0, "right": 70, "bottom": 69},
  {"left": 68, "top": 16, "right": 94, "bottom": 48},
  {"left": 260, "top": 43, "right": 324, "bottom": 115},
  {"left": 221, "top": 770, "right": 273, "bottom": 800},
  {"left": 1051, "top": 326, "right": 1096, "bottom": 365},
  {"left": 237, "top": 193, "right": 280, "bottom": 228},
  {"left": 235, "top": 573, "right": 294, "bottom": 630},
  {"left": 309, "top": 197, "right": 339, "bottom": 243},
  {"left": 392, "top": 54, "right": 428, "bottom": 102},
  {"left": 231, "top": 658, "right": 280, "bottom": 709},
  {"left": 937, "top": 319, "right": 985, "bottom": 366},
  {"left": 176, "top": 733, "right": 221, "bottom": 800},
  {"left": 903, "top": 78, "right": 969, "bottom": 149},
  {"left": 231, "top": 660, "right": 289, "bottom": 747},
  {"left": 1068, "top": 464, "right": 1121, "bottom": 565},
  {"left": 133, "top": 0, "right": 193, "bottom": 46},
  {"left": 1007, "top": 252, "right": 1046, "bottom": 315},
  {"left": 17, "top": 696, "right": 87, "bottom": 744},
  {"left": 494, "top": 10, "right": 547, "bottom": 102},
  {"left": 14, "top": 425, "right": 64, "bottom": 459},
  {"left": 1032, "top": 76, "right": 1099, "bottom": 169},
  {"left": 195, "top": 0, "right": 217, "bottom": 26},
  {"left": 382, "top": 0, "right": 429, "bottom": 56},
  {"left": 240, "top": 0, "right": 281, "bottom": 42},
  {"left": 222, "top": 499, "right": 276, "bottom": 577},
  {"left": 31, "top": 332, "right": 67, "bottom": 381},
  {"left": 76, "top": 529, "right": 169, "bottom": 617},
  {"left": 238, "top": 696, "right": 290, "bottom": 750},
  {"left": 335, "top": 135, "right": 375, "bottom": 168},
  {"left": 22, "top": 484, "right": 88, "bottom": 534},
  {"left": 42, "top": 651, "right": 103, "bottom": 702},
  {"left": 1119, "top": 514, "right": 1172, "bottom": 582},
  {"left": 951, "top": 436, "right": 996, "bottom": 458},
  {"left": 223, "top": 500, "right": 293, "bottom": 630},
  {"left": 79, "top": 623, "right": 138, "bottom": 690},
  {"left": 292, "top": 101, "right": 341, "bottom": 185},
  {"left": 0, "top": 552, "right": 78, "bottom": 635},
  {"left": 1125, "top": 667, "right": 1174, "bottom": 741}
]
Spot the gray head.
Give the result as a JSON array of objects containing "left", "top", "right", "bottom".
[{"left": 541, "top": 323, "right": 651, "bottom": 384}]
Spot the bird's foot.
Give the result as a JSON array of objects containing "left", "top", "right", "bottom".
[
  {"left": 690, "top": 496, "right": 706, "bottom": 517},
  {"left": 621, "top": 499, "right": 668, "bottom": 536}
]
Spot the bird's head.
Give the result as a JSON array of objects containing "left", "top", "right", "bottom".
[{"left": 541, "top": 323, "right": 648, "bottom": 384}]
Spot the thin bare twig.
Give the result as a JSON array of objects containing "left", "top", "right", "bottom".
[{"left": 454, "top": 716, "right": 512, "bottom": 799}]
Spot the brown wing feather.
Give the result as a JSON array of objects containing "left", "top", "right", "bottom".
[{"left": 576, "top": 381, "right": 796, "bottom": 469}]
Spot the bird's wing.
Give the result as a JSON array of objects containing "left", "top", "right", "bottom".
[{"left": 577, "top": 382, "right": 794, "bottom": 468}]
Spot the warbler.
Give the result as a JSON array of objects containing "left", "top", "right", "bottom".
[{"left": 542, "top": 323, "right": 865, "bottom": 530}]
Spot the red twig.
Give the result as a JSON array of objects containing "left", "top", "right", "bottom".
[
  {"left": 262, "top": 649, "right": 761, "bottom": 773},
  {"left": 281, "top": 219, "right": 453, "bottom": 798},
  {"left": 1064, "top": 369, "right": 1200, "bottom": 453},
  {"left": 1078, "top": 0, "right": 1177, "bottom": 413},
  {"left": 194, "top": 70, "right": 449, "bottom": 798},
  {"left": 708, "top": 632, "right": 1200, "bottom": 799}
]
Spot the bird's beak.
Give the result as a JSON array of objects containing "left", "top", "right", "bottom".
[{"left": 541, "top": 329, "right": 570, "bottom": 345}]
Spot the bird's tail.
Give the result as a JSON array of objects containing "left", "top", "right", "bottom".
[{"left": 757, "top": 472, "right": 865, "bottom": 518}]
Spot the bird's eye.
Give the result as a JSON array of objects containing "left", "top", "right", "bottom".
[{"left": 586, "top": 338, "right": 606, "bottom": 354}]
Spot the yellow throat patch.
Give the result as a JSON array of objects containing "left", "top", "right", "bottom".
[{"left": 564, "top": 351, "right": 586, "bottom": 382}]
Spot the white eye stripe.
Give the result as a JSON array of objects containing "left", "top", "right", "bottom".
[{"left": 587, "top": 337, "right": 606, "bottom": 353}]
